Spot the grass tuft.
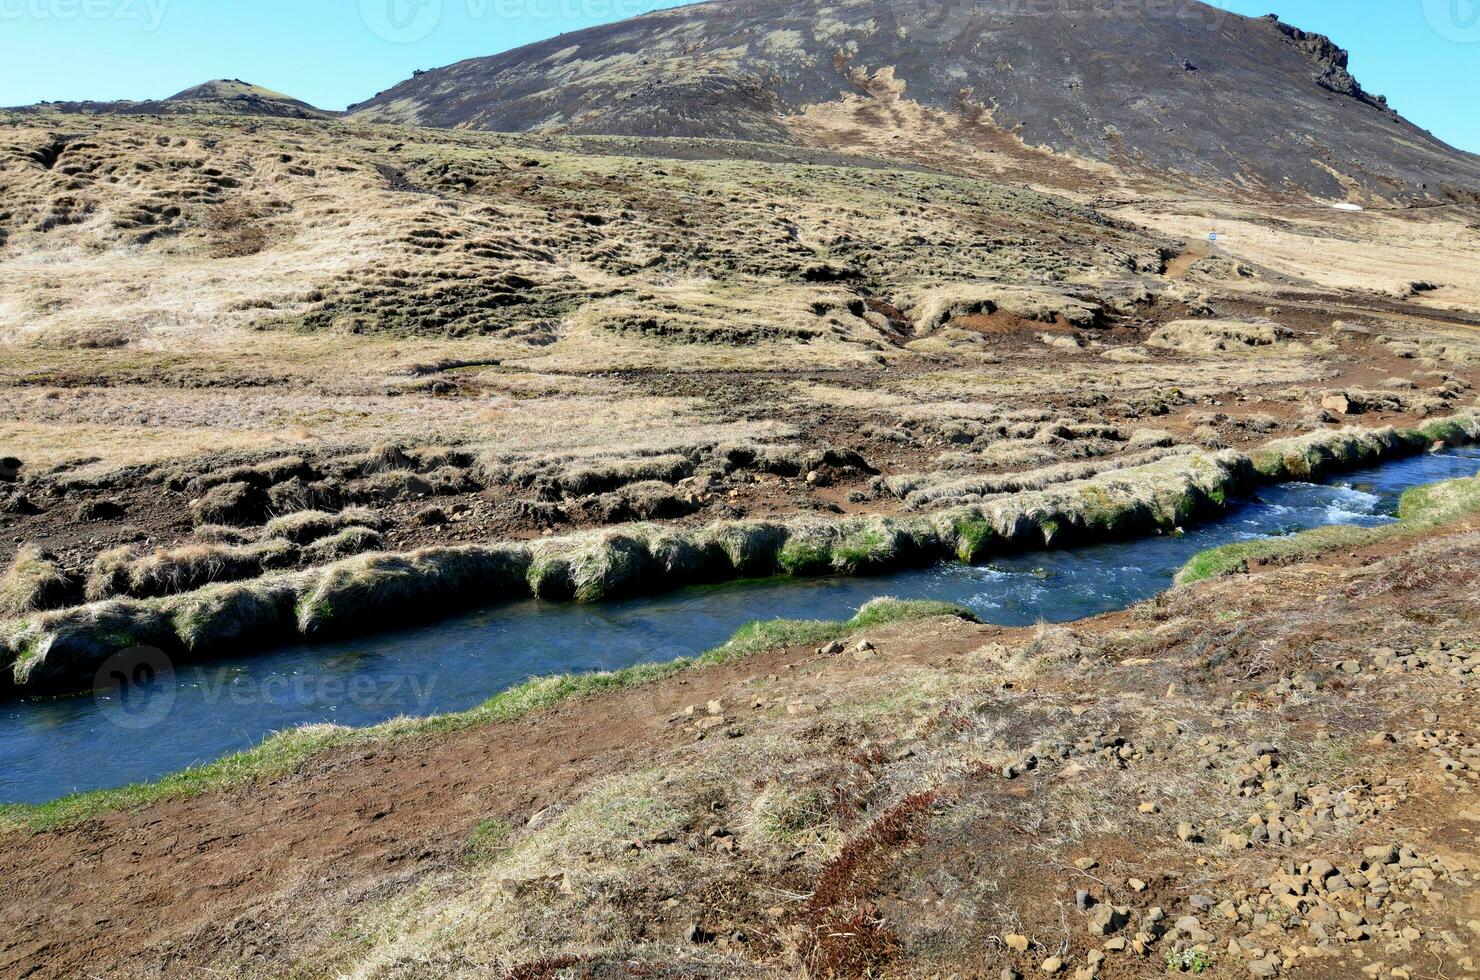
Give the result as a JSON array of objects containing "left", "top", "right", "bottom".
[{"left": 0, "top": 546, "right": 72, "bottom": 617}]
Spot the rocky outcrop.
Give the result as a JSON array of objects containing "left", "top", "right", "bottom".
[{"left": 1264, "top": 16, "right": 1392, "bottom": 113}]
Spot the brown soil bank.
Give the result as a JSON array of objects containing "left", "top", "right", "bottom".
[
  {"left": 2, "top": 484, "right": 1478, "bottom": 978},
  {"left": 4, "top": 413, "right": 1476, "bottom": 700}
]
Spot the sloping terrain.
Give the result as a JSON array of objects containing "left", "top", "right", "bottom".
[
  {"left": 10, "top": 79, "right": 332, "bottom": 120},
  {"left": 1, "top": 110, "right": 1478, "bottom": 674},
  {"left": 348, "top": 0, "right": 1480, "bottom": 201},
  {"left": 3, "top": 507, "right": 1478, "bottom": 978},
  {"left": 1, "top": 13, "right": 1480, "bottom": 978}
]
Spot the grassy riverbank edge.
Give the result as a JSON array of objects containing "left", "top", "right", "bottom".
[
  {"left": 1176, "top": 471, "right": 1480, "bottom": 585},
  {"left": 0, "top": 598, "right": 973, "bottom": 833}
]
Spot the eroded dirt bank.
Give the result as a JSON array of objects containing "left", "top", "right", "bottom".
[{"left": 2, "top": 504, "right": 1478, "bottom": 979}]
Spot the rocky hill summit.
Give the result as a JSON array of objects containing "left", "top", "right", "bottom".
[
  {"left": 12, "top": 79, "right": 330, "bottom": 120},
  {"left": 348, "top": 0, "right": 1480, "bottom": 201}
]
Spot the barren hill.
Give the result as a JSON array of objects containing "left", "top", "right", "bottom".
[
  {"left": 349, "top": 0, "right": 1480, "bottom": 201},
  {"left": 12, "top": 79, "right": 331, "bottom": 120}
]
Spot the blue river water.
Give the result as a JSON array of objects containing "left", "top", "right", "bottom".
[{"left": 3, "top": 447, "right": 1478, "bottom": 805}]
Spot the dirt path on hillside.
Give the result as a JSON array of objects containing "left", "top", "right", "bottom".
[{"left": 1163, "top": 238, "right": 1215, "bottom": 278}]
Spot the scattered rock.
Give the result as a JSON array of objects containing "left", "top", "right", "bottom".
[
  {"left": 1087, "top": 905, "right": 1127, "bottom": 935},
  {"left": 75, "top": 499, "right": 125, "bottom": 522},
  {"left": 1321, "top": 391, "right": 1353, "bottom": 415}
]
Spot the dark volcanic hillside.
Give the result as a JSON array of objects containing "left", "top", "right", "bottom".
[
  {"left": 13, "top": 80, "right": 331, "bottom": 120},
  {"left": 348, "top": 0, "right": 1480, "bottom": 201}
]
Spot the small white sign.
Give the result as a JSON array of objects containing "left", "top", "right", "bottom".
[{"left": 1208, "top": 232, "right": 1219, "bottom": 243}]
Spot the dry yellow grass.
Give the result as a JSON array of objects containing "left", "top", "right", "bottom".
[{"left": 1116, "top": 200, "right": 1480, "bottom": 313}]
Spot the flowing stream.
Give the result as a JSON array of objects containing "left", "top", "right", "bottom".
[{"left": 4, "top": 447, "right": 1478, "bottom": 805}]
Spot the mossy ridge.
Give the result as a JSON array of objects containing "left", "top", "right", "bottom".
[
  {"left": 1176, "top": 474, "right": 1480, "bottom": 585},
  {"left": 1247, "top": 418, "right": 1480, "bottom": 482},
  {"left": 0, "top": 598, "right": 973, "bottom": 833},
  {"left": 4, "top": 413, "right": 1477, "bottom": 697}
]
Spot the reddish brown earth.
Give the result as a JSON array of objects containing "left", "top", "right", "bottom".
[
  {"left": 0, "top": 627, "right": 997, "bottom": 978},
  {"left": 3, "top": 516, "right": 1478, "bottom": 979}
]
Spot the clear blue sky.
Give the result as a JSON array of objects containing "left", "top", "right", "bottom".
[{"left": 1, "top": 0, "right": 1476, "bottom": 152}]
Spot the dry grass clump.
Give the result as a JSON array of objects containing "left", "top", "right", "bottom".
[
  {"left": 481, "top": 442, "right": 867, "bottom": 506},
  {"left": 191, "top": 481, "right": 271, "bottom": 527},
  {"left": 345, "top": 471, "right": 434, "bottom": 503},
  {"left": 262, "top": 507, "right": 381, "bottom": 545},
  {"left": 1383, "top": 330, "right": 1480, "bottom": 366},
  {"left": 888, "top": 446, "right": 1190, "bottom": 511},
  {"left": 719, "top": 443, "right": 871, "bottom": 479},
  {"left": 6, "top": 598, "right": 177, "bottom": 689},
  {"left": 539, "top": 453, "right": 692, "bottom": 498},
  {"left": 1146, "top": 318, "right": 1293, "bottom": 355},
  {"left": 188, "top": 456, "right": 314, "bottom": 494},
  {"left": 575, "top": 481, "right": 698, "bottom": 523},
  {"left": 169, "top": 577, "right": 306, "bottom": 654},
  {"left": 204, "top": 200, "right": 271, "bottom": 258},
  {"left": 480, "top": 449, "right": 689, "bottom": 496},
  {"left": 192, "top": 524, "right": 256, "bottom": 545},
  {"left": 267, "top": 477, "right": 342, "bottom": 514},
  {"left": 897, "top": 282, "right": 1102, "bottom": 334},
  {"left": 1126, "top": 428, "right": 1177, "bottom": 450},
  {"left": 87, "top": 539, "right": 299, "bottom": 600},
  {"left": 748, "top": 782, "right": 836, "bottom": 846},
  {"left": 331, "top": 443, "right": 417, "bottom": 478},
  {"left": 0, "top": 546, "right": 73, "bottom": 616},
  {"left": 304, "top": 527, "right": 384, "bottom": 561},
  {"left": 295, "top": 545, "right": 532, "bottom": 638}
]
